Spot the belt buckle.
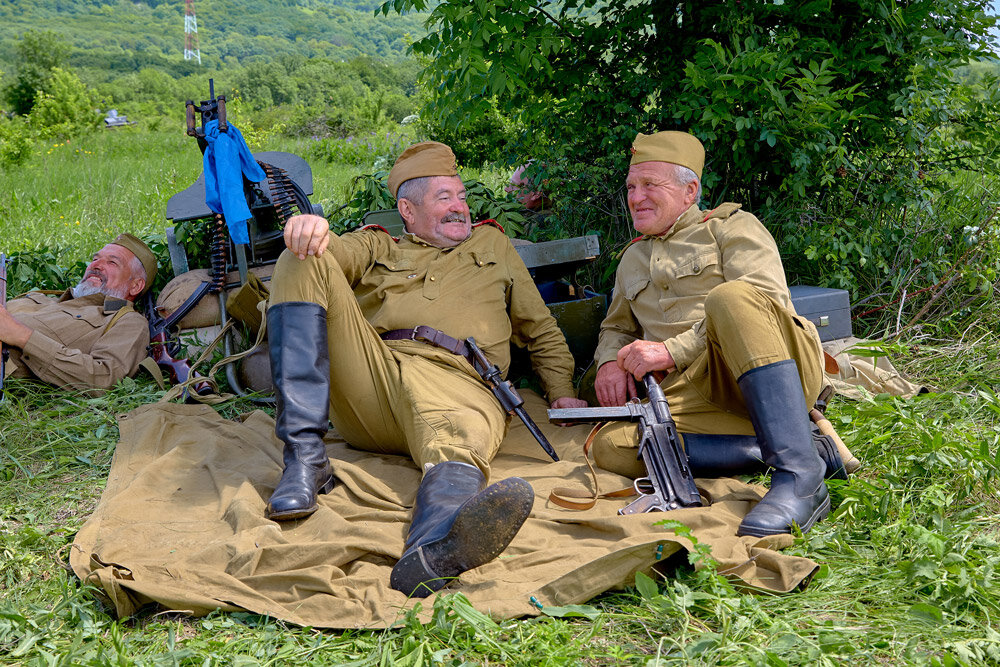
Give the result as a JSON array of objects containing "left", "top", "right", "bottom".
[{"left": 409, "top": 327, "right": 420, "bottom": 342}]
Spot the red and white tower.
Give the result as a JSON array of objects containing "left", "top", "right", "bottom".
[{"left": 184, "top": 0, "right": 202, "bottom": 65}]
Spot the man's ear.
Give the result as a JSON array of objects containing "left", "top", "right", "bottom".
[
  {"left": 127, "top": 277, "right": 146, "bottom": 302},
  {"left": 684, "top": 179, "right": 700, "bottom": 207},
  {"left": 397, "top": 198, "right": 414, "bottom": 231}
]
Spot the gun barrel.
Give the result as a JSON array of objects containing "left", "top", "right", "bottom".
[{"left": 547, "top": 405, "right": 639, "bottom": 424}]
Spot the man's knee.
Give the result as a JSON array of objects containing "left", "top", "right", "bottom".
[
  {"left": 592, "top": 422, "right": 646, "bottom": 478},
  {"left": 270, "top": 250, "right": 344, "bottom": 307},
  {"left": 704, "top": 281, "right": 762, "bottom": 325}
]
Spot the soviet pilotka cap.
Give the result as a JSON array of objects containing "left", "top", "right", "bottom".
[
  {"left": 110, "top": 233, "right": 158, "bottom": 294},
  {"left": 387, "top": 141, "right": 459, "bottom": 198},
  {"left": 629, "top": 131, "right": 706, "bottom": 179}
]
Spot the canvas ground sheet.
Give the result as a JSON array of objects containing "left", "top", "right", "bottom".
[{"left": 70, "top": 392, "right": 820, "bottom": 629}]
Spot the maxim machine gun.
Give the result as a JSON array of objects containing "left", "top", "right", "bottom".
[
  {"left": 548, "top": 373, "right": 703, "bottom": 514},
  {"left": 154, "top": 80, "right": 323, "bottom": 400}
]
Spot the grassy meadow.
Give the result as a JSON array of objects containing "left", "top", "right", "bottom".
[{"left": 1, "top": 127, "right": 1000, "bottom": 665}]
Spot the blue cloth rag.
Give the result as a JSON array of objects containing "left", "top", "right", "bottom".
[{"left": 202, "top": 120, "right": 266, "bottom": 245}]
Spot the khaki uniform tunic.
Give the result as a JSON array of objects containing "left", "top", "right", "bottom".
[
  {"left": 4, "top": 291, "right": 150, "bottom": 390},
  {"left": 593, "top": 203, "right": 825, "bottom": 471},
  {"left": 269, "top": 223, "right": 577, "bottom": 476}
]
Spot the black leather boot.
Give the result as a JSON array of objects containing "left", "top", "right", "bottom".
[
  {"left": 682, "top": 432, "right": 847, "bottom": 480},
  {"left": 265, "top": 302, "right": 335, "bottom": 521},
  {"left": 390, "top": 461, "right": 534, "bottom": 598},
  {"left": 735, "top": 359, "right": 830, "bottom": 537}
]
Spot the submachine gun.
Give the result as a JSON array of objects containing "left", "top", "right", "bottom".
[
  {"left": 547, "top": 373, "right": 702, "bottom": 514},
  {"left": 157, "top": 79, "right": 323, "bottom": 400}
]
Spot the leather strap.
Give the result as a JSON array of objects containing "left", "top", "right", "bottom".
[
  {"left": 381, "top": 326, "right": 474, "bottom": 365},
  {"left": 548, "top": 423, "right": 637, "bottom": 510}
]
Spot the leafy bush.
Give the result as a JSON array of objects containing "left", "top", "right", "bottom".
[
  {"left": 307, "top": 127, "right": 414, "bottom": 168},
  {"left": 0, "top": 115, "right": 34, "bottom": 168},
  {"left": 28, "top": 67, "right": 100, "bottom": 139},
  {"left": 5, "top": 248, "right": 88, "bottom": 296},
  {"left": 416, "top": 102, "right": 521, "bottom": 165},
  {"left": 2, "top": 29, "right": 68, "bottom": 116}
]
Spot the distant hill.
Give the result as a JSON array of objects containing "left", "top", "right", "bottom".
[{"left": 0, "top": 0, "right": 428, "bottom": 80}]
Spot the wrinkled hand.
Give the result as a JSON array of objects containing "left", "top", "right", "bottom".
[
  {"left": 550, "top": 396, "right": 587, "bottom": 409},
  {"left": 0, "top": 303, "right": 32, "bottom": 348},
  {"left": 595, "top": 361, "right": 637, "bottom": 407},
  {"left": 616, "top": 340, "right": 675, "bottom": 380},
  {"left": 284, "top": 214, "right": 331, "bottom": 260}
]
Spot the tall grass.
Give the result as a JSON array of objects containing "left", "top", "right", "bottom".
[{"left": 1, "top": 127, "right": 999, "bottom": 665}]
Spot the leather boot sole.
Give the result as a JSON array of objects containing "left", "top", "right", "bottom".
[
  {"left": 736, "top": 492, "right": 831, "bottom": 538},
  {"left": 265, "top": 474, "right": 335, "bottom": 521},
  {"left": 390, "top": 477, "right": 534, "bottom": 598}
]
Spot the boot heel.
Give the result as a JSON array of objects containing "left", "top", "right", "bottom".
[{"left": 319, "top": 474, "right": 335, "bottom": 495}]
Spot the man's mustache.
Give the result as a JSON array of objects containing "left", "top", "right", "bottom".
[
  {"left": 442, "top": 213, "right": 467, "bottom": 224},
  {"left": 83, "top": 269, "right": 107, "bottom": 285}
]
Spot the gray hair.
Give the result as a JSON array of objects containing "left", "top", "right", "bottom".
[
  {"left": 129, "top": 254, "right": 147, "bottom": 285},
  {"left": 673, "top": 165, "right": 702, "bottom": 205},
  {"left": 396, "top": 176, "right": 432, "bottom": 206}
]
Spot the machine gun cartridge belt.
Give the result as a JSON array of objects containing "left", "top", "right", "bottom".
[{"left": 380, "top": 326, "right": 474, "bottom": 366}]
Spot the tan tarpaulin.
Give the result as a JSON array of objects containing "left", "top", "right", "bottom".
[
  {"left": 823, "top": 337, "right": 930, "bottom": 399},
  {"left": 70, "top": 392, "right": 820, "bottom": 629}
]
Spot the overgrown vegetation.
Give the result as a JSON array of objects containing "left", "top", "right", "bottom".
[{"left": 2, "top": 3, "right": 1000, "bottom": 664}]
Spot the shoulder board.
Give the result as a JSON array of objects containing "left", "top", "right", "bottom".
[
  {"left": 356, "top": 224, "right": 399, "bottom": 241},
  {"left": 473, "top": 219, "right": 505, "bottom": 234},
  {"left": 629, "top": 234, "right": 647, "bottom": 244},
  {"left": 701, "top": 202, "right": 742, "bottom": 222}
]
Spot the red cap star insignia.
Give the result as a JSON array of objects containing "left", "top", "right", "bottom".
[{"left": 629, "top": 146, "right": 636, "bottom": 154}]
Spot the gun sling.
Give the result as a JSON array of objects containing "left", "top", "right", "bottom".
[{"left": 380, "top": 326, "right": 475, "bottom": 366}]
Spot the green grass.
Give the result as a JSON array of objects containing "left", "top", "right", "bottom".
[{"left": 2, "top": 127, "right": 1000, "bottom": 665}]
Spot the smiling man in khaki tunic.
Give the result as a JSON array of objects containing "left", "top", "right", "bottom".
[
  {"left": 0, "top": 234, "right": 155, "bottom": 391},
  {"left": 593, "top": 131, "right": 834, "bottom": 537},
  {"left": 264, "top": 141, "right": 585, "bottom": 597}
]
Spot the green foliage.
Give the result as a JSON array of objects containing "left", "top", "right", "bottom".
[
  {"left": 2, "top": 29, "right": 68, "bottom": 115},
  {"left": 5, "top": 248, "right": 88, "bottom": 296},
  {"left": 28, "top": 67, "right": 100, "bottom": 139},
  {"left": 308, "top": 127, "right": 415, "bottom": 169},
  {"left": 416, "top": 101, "right": 521, "bottom": 165},
  {"left": 0, "top": 114, "right": 34, "bottom": 168},
  {"left": 0, "top": 0, "right": 429, "bottom": 80}
]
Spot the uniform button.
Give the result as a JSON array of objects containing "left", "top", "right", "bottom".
[
  {"left": 429, "top": 276, "right": 436, "bottom": 281},
  {"left": 407, "top": 273, "right": 417, "bottom": 279}
]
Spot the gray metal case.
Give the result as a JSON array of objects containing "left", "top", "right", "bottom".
[{"left": 789, "top": 285, "right": 852, "bottom": 342}]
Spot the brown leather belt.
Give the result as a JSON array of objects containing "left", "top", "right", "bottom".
[{"left": 380, "top": 326, "right": 474, "bottom": 365}]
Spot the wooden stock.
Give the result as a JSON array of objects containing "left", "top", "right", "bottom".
[
  {"left": 809, "top": 408, "right": 861, "bottom": 474},
  {"left": 149, "top": 331, "right": 212, "bottom": 396}
]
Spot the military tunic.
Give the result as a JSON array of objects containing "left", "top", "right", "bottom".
[
  {"left": 4, "top": 291, "right": 150, "bottom": 390},
  {"left": 593, "top": 203, "right": 825, "bottom": 472},
  {"left": 269, "top": 222, "right": 577, "bottom": 476}
]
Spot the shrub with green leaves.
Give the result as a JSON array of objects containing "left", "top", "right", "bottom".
[
  {"left": 28, "top": 67, "right": 100, "bottom": 140},
  {"left": 307, "top": 127, "right": 414, "bottom": 169},
  {"left": 0, "top": 114, "right": 34, "bottom": 168}
]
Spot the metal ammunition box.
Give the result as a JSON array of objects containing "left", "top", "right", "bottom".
[{"left": 789, "top": 285, "right": 852, "bottom": 342}]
